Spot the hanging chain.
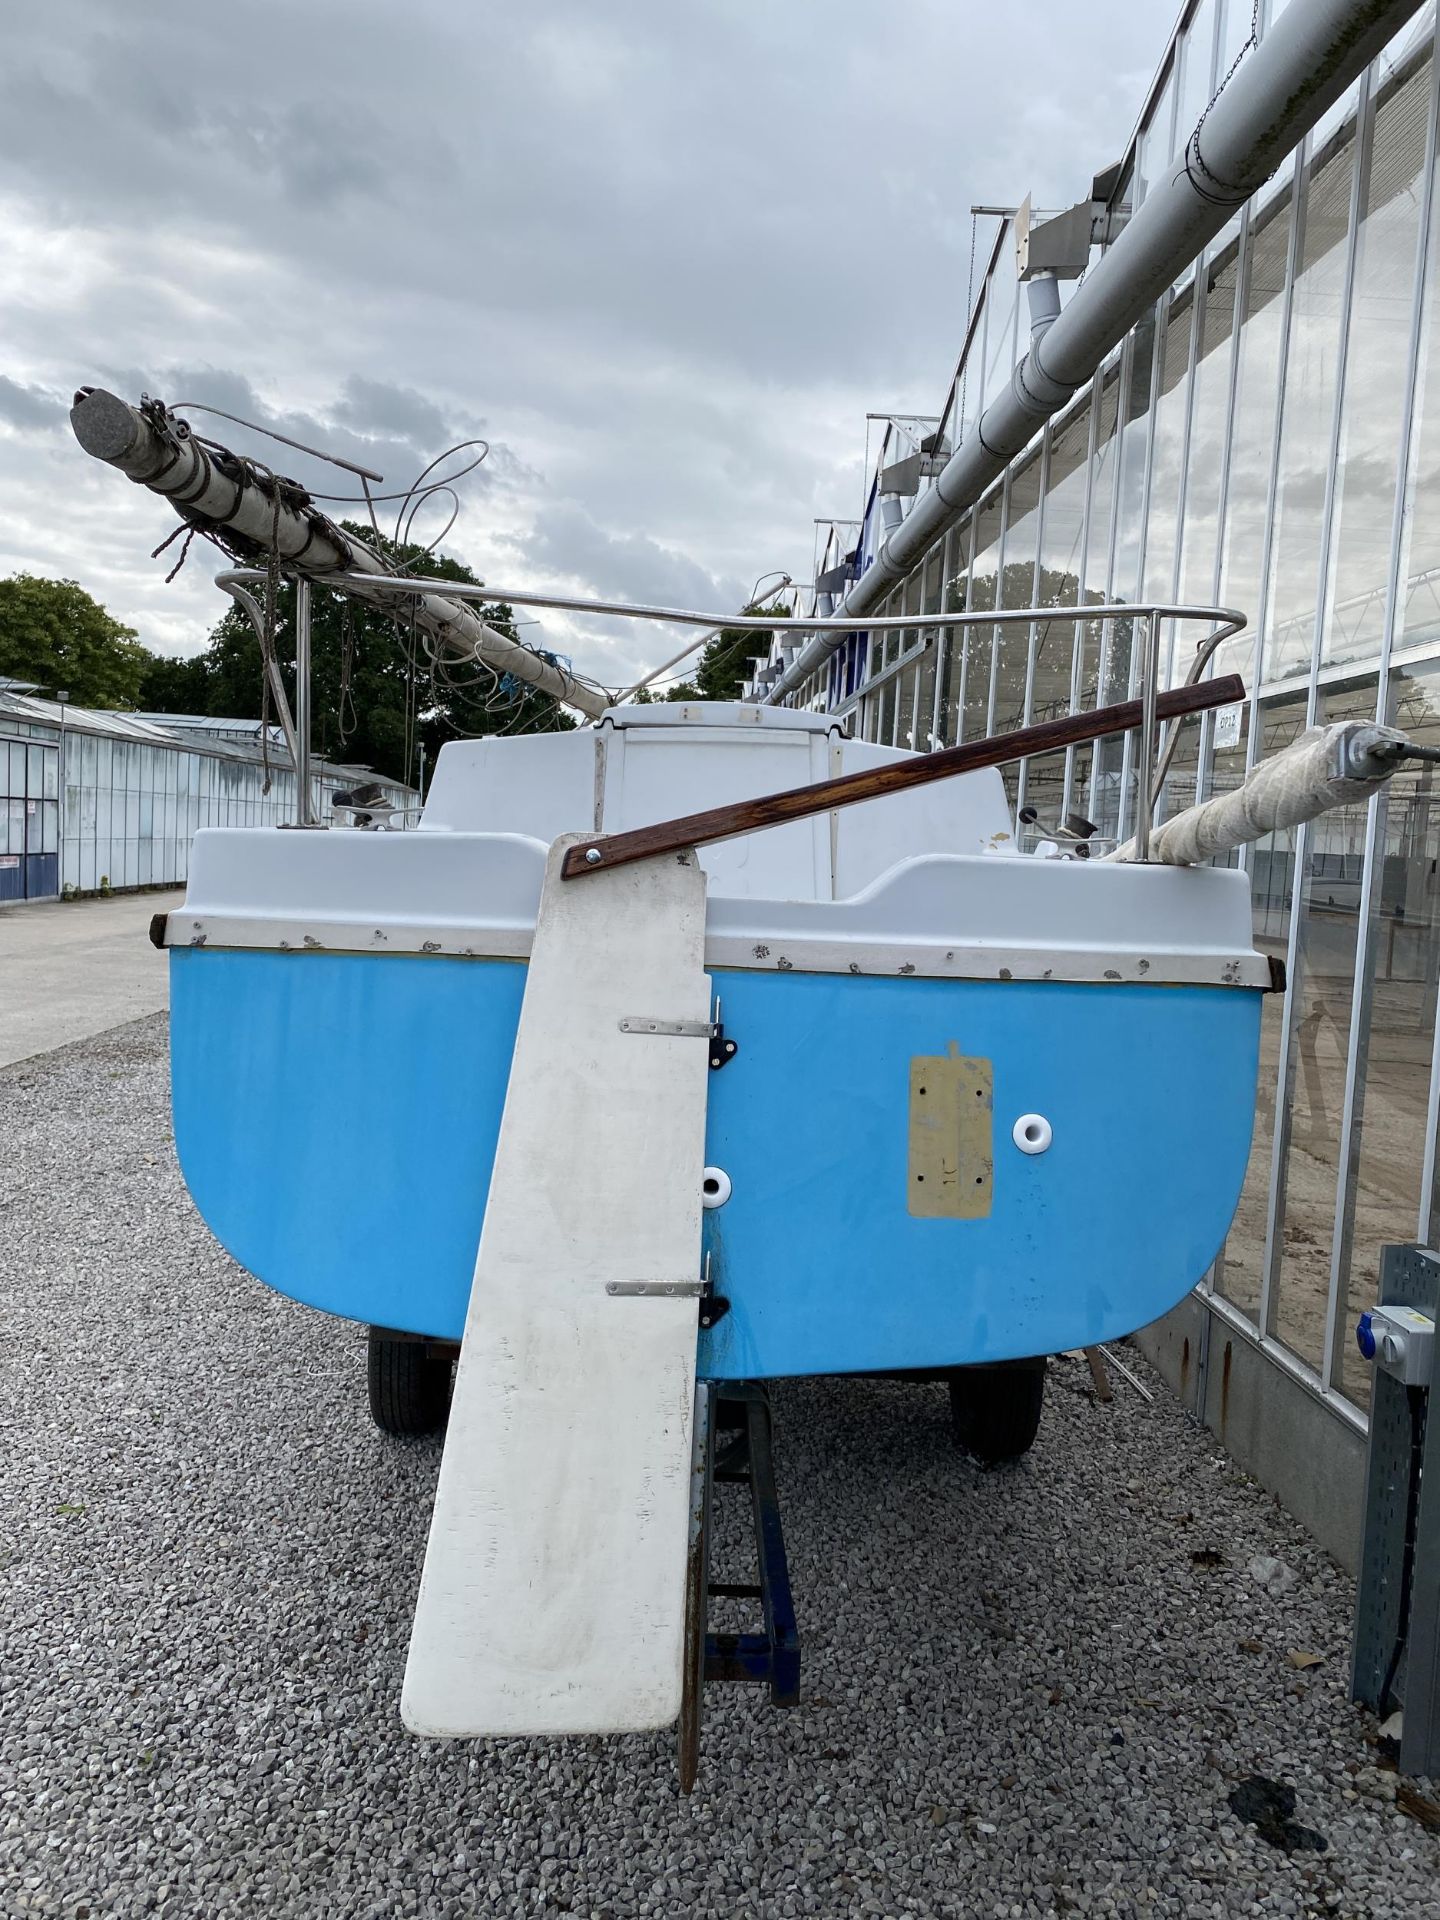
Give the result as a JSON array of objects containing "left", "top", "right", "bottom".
[{"left": 1187, "top": 0, "right": 1263, "bottom": 203}]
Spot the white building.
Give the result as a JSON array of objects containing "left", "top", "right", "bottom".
[{"left": 0, "top": 682, "right": 416, "bottom": 904}]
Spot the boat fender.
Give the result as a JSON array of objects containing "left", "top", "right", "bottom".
[{"left": 702, "top": 1167, "right": 732, "bottom": 1208}]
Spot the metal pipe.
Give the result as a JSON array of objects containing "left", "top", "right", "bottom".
[
  {"left": 766, "top": 0, "right": 1425, "bottom": 704},
  {"left": 1026, "top": 273, "right": 1063, "bottom": 344},
  {"left": 311, "top": 571, "right": 1247, "bottom": 646},
  {"left": 618, "top": 573, "right": 793, "bottom": 702},
  {"left": 70, "top": 387, "right": 606, "bottom": 719},
  {"left": 214, "top": 577, "right": 302, "bottom": 771},
  {"left": 294, "top": 576, "right": 313, "bottom": 827}
]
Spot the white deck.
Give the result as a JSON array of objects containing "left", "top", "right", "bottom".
[{"left": 168, "top": 704, "right": 1270, "bottom": 990}]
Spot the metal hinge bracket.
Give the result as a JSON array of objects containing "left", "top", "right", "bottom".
[
  {"left": 619, "top": 1017, "right": 713, "bottom": 1039},
  {"left": 617, "top": 1006, "right": 739, "bottom": 1070},
  {"left": 606, "top": 1279, "right": 705, "bottom": 1299}
]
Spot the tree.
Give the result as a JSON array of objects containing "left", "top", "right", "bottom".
[
  {"left": 137, "top": 650, "right": 210, "bottom": 712},
  {"left": 627, "top": 602, "right": 789, "bottom": 705},
  {"left": 691, "top": 601, "right": 790, "bottom": 701},
  {"left": 0, "top": 573, "right": 151, "bottom": 708},
  {"left": 138, "top": 524, "right": 574, "bottom": 784},
  {"left": 629, "top": 681, "right": 699, "bottom": 704}
]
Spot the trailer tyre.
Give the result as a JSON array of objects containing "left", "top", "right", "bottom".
[
  {"left": 367, "top": 1328, "right": 455, "bottom": 1437},
  {"left": 948, "top": 1357, "right": 1047, "bottom": 1465}
]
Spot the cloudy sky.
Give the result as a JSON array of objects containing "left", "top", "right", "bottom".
[{"left": 0, "top": 0, "right": 1156, "bottom": 691}]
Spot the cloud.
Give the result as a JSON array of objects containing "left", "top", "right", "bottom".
[
  {"left": 0, "top": 0, "right": 1156, "bottom": 690},
  {"left": 0, "top": 374, "right": 65, "bottom": 431},
  {"left": 519, "top": 501, "right": 740, "bottom": 614},
  {"left": 332, "top": 376, "right": 453, "bottom": 451}
]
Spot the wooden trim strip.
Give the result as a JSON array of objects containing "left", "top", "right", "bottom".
[{"left": 560, "top": 674, "right": 1246, "bottom": 879}]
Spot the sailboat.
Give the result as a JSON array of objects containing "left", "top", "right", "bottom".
[{"left": 77, "top": 382, "right": 1416, "bottom": 1754}]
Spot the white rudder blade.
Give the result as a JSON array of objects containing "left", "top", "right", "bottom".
[{"left": 402, "top": 835, "right": 711, "bottom": 1736}]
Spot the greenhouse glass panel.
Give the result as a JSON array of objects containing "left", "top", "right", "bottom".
[
  {"left": 1142, "top": 292, "right": 1196, "bottom": 605},
  {"left": 982, "top": 243, "right": 1020, "bottom": 414},
  {"left": 1273, "top": 679, "right": 1379, "bottom": 1373},
  {"left": 1092, "top": 325, "right": 1158, "bottom": 837},
  {"left": 1397, "top": 57, "right": 1440, "bottom": 653},
  {"left": 994, "top": 452, "right": 1042, "bottom": 735},
  {"left": 1218, "top": 187, "right": 1294, "bottom": 674},
  {"left": 1178, "top": 247, "right": 1241, "bottom": 614},
  {"left": 965, "top": 491, "right": 1004, "bottom": 742},
  {"left": 1343, "top": 659, "right": 1440, "bottom": 1406},
  {"left": 1322, "top": 57, "right": 1432, "bottom": 671},
  {"left": 1172, "top": 1, "right": 1217, "bottom": 168},
  {"left": 1263, "top": 116, "right": 1360, "bottom": 684},
  {"left": 1216, "top": 690, "right": 1308, "bottom": 1321}
]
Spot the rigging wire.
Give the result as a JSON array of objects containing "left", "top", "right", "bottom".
[{"left": 156, "top": 394, "right": 607, "bottom": 727}]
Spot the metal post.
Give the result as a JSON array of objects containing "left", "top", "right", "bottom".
[
  {"left": 1062, "top": 384, "right": 1104, "bottom": 818},
  {"left": 1088, "top": 336, "right": 1137, "bottom": 827},
  {"left": 1327, "top": 48, "right": 1440, "bottom": 1384},
  {"left": 954, "top": 512, "right": 979, "bottom": 741},
  {"left": 55, "top": 690, "right": 68, "bottom": 892},
  {"left": 744, "top": 1392, "right": 801, "bottom": 1707},
  {"left": 1116, "top": 308, "right": 1164, "bottom": 845},
  {"left": 1323, "top": 782, "right": 1387, "bottom": 1391},
  {"left": 1263, "top": 71, "right": 1372, "bottom": 1353},
  {"left": 1015, "top": 427, "right": 1051, "bottom": 815},
  {"left": 928, "top": 528, "right": 956, "bottom": 750},
  {"left": 983, "top": 471, "right": 1014, "bottom": 741},
  {"left": 1134, "top": 610, "right": 1161, "bottom": 862},
  {"left": 294, "top": 576, "right": 313, "bottom": 828},
  {"left": 678, "top": 1380, "right": 713, "bottom": 1794},
  {"left": 1195, "top": 192, "right": 1255, "bottom": 813}
]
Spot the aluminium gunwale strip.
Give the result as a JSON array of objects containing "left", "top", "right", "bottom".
[{"left": 152, "top": 911, "right": 1272, "bottom": 989}]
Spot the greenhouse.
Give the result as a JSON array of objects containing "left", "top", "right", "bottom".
[
  {"left": 760, "top": 0, "right": 1440, "bottom": 1554},
  {"left": 0, "top": 681, "right": 416, "bottom": 904}
]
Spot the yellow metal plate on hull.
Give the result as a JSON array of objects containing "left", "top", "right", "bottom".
[{"left": 908, "top": 1044, "right": 993, "bottom": 1219}]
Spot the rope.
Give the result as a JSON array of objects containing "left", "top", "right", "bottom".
[
  {"left": 149, "top": 521, "right": 198, "bottom": 585},
  {"left": 258, "top": 477, "right": 284, "bottom": 795},
  {"left": 136, "top": 396, "right": 607, "bottom": 753}
]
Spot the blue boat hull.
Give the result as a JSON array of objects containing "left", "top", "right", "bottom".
[{"left": 170, "top": 947, "right": 1260, "bottom": 1379}]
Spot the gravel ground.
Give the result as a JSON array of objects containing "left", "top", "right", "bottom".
[{"left": 4, "top": 1014, "right": 1440, "bottom": 1920}]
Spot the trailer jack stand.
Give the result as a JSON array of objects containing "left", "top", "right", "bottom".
[{"left": 679, "top": 1381, "right": 801, "bottom": 1791}]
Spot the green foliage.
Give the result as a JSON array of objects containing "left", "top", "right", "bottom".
[
  {"left": 138, "top": 524, "right": 574, "bottom": 784},
  {"left": 629, "top": 603, "right": 789, "bottom": 705},
  {"left": 137, "top": 651, "right": 210, "bottom": 712},
  {"left": 0, "top": 573, "right": 151, "bottom": 709},
  {"left": 691, "top": 601, "right": 790, "bottom": 702},
  {"left": 630, "top": 681, "right": 700, "bottom": 704}
]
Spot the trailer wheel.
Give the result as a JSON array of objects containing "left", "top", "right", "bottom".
[
  {"left": 367, "top": 1328, "right": 455, "bottom": 1437},
  {"left": 948, "top": 1357, "right": 1047, "bottom": 1465}
]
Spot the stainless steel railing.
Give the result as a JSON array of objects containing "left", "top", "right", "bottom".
[{"left": 212, "top": 566, "right": 1245, "bottom": 860}]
